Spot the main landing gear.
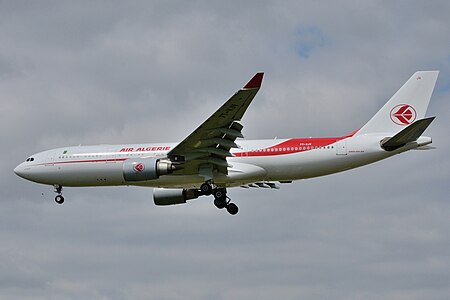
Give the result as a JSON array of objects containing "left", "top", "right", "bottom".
[
  {"left": 200, "top": 182, "right": 238, "bottom": 215},
  {"left": 54, "top": 184, "right": 64, "bottom": 204}
]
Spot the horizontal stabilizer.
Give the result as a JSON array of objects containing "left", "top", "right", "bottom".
[
  {"left": 380, "top": 117, "right": 435, "bottom": 151},
  {"left": 413, "top": 145, "right": 436, "bottom": 150}
]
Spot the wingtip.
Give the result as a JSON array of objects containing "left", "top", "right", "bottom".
[{"left": 243, "top": 72, "right": 264, "bottom": 89}]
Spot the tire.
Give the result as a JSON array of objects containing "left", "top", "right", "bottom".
[
  {"left": 226, "top": 203, "right": 238, "bottom": 215},
  {"left": 200, "top": 183, "right": 213, "bottom": 195},
  {"left": 214, "top": 198, "right": 227, "bottom": 209},
  {"left": 55, "top": 195, "right": 64, "bottom": 204},
  {"left": 213, "top": 188, "right": 226, "bottom": 199}
]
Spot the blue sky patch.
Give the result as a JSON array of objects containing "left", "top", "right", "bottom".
[{"left": 295, "top": 26, "right": 329, "bottom": 59}]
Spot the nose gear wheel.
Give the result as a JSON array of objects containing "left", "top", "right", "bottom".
[{"left": 53, "top": 184, "right": 65, "bottom": 204}]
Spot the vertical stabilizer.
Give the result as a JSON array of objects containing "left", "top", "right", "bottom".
[{"left": 356, "top": 71, "right": 439, "bottom": 135}]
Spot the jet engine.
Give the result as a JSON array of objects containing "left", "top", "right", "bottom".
[
  {"left": 153, "top": 188, "right": 199, "bottom": 206},
  {"left": 123, "top": 157, "right": 175, "bottom": 181}
]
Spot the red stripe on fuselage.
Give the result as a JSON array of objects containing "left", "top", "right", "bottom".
[
  {"left": 36, "top": 158, "right": 128, "bottom": 166},
  {"left": 233, "top": 134, "right": 354, "bottom": 157}
]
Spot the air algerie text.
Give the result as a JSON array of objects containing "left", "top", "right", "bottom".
[{"left": 119, "top": 146, "right": 171, "bottom": 152}]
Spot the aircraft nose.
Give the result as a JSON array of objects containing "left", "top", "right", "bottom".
[{"left": 14, "top": 164, "right": 28, "bottom": 179}]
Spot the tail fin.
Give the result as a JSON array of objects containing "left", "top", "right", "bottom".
[{"left": 356, "top": 71, "right": 439, "bottom": 135}]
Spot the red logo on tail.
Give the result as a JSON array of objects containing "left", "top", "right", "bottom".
[
  {"left": 133, "top": 163, "right": 145, "bottom": 173},
  {"left": 390, "top": 104, "right": 416, "bottom": 125}
]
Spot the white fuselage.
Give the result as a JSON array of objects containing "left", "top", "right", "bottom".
[
  {"left": 13, "top": 134, "right": 431, "bottom": 189},
  {"left": 12, "top": 70, "right": 438, "bottom": 214}
]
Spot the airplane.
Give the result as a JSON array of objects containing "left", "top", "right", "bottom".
[{"left": 14, "top": 71, "right": 439, "bottom": 215}]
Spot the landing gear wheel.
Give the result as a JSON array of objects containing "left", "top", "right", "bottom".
[
  {"left": 213, "top": 189, "right": 225, "bottom": 199},
  {"left": 53, "top": 184, "right": 64, "bottom": 204},
  {"left": 214, "top": 197, "right": 227, "bottom": 209},
  {"left": 55, "top": 195, "right": 65, "bottom": 204},
  {"left": 226, "top": 203, "right": 238, "bottom": 215},
  {"left": 200, "top": 183, "right": 213, "bottom": 195},
  {"left": 213, "top": 188, "right": 227, "bottom": 209}
]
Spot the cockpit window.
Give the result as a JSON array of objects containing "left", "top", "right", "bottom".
[{"left": 26, "top": 157, "right": 34, "bottom": 162}]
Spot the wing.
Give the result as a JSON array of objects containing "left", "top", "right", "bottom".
[{"left": 167, "top": 72, "right": 264, "bottom": 179}]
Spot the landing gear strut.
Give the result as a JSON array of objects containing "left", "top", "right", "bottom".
[{"left": 54, "top": 184, "right": 64, "bottom": 204}]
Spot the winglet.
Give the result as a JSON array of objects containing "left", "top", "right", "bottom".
[{"left": 243, "top": 72, "right": 264, "bottom": 89}]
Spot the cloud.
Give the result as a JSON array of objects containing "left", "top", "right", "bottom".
[{"left": 1, "top": 1, "right": 449, "bottom": 299}]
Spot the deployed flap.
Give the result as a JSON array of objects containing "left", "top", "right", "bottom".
[
  {"left": 168, "top": 73, "right": 264, "bottom": 176},
  {"left": 240, "top": 181, "right": 281, "bottom": 189},
  {"left": 380, "top": 117, "right": 435, "bottom": 151}
]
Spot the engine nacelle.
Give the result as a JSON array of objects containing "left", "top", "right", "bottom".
[
  {"left": 123, "top": 157, "right": 174, "bottom": 182},
  {"left": 153, "top": 188, "right": 199, "bottom": 206}
]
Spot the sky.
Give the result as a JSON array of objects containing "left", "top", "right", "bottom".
[{"left": 1, "top": 1, "right": 449, "bottom": 299}]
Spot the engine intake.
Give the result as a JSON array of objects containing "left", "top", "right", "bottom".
[
  {"left": 123, "top": 157, "right": 175, "bottom": 181},
  {"left": 153, "top": 188, "right": 199, "bottom": 206}
]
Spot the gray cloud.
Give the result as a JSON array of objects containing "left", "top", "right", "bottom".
[{"left": 1, "top": 1, "right": 449, "bottom": 299}]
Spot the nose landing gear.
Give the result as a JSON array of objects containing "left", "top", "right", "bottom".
[{"left": 53, "top": 184, "right": 64, "bottom": 204}]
